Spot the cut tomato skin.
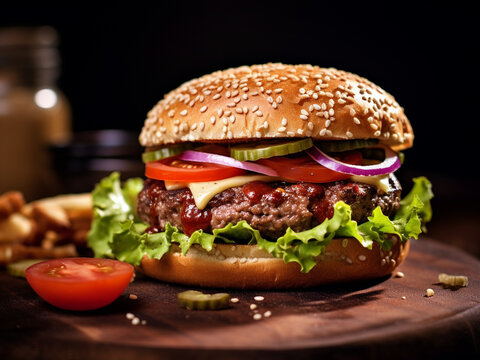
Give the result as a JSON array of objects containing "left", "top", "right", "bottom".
[
  {"left": 257, "top": 151, "right": 362, "bottom": 183},
  {"left": 145, "top": 156, "right": 246, "bottom": 182},
  {"left": 25, "top": 258, "right": 134, "bottom": 311}
]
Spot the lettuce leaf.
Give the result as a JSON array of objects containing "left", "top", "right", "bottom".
[{"left": 87, "top": 173, "right": 433, "bottom": 273}]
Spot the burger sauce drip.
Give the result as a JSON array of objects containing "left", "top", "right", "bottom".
[
  {"left": 180, "top": 192, "right": 212, "bottom": 236},
  {"left": 242, "top": 181, "right": 285, "bottom": 206},
  {"left": 143, "top": 179, "right": 164, "bottom": 234}
]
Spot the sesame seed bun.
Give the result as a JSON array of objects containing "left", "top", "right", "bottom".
[
  {"left": 139, "top": 237, "right": 409, "bottom": 289},
  {"left": 139, "top": 63, "right": 413, "bottom": 151}
]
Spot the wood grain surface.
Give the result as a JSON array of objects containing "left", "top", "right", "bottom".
[{"left": 1, "top": 237, "right": 479, "bottom": 359}]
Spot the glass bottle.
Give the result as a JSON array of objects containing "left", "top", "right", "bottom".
[{"left": 0, "top": 26, "right": 71, "bottom": 200}]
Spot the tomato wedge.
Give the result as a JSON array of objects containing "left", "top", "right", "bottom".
[
  {"left": 257, "top": 151, "right": 362, "bottom": 183},
  {"left": 145, "top": 156, "right": 246, "bottom": 182},
  {"left": 25, "top": 258, "right": 134, "bottom": 311}
]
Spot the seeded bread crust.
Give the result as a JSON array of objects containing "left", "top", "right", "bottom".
[
  {"left": 140, "top": 63, "right": 413, "bottom": 151},
  {"left": 139, "top": 237, "right": 409, "bottom": 289}
]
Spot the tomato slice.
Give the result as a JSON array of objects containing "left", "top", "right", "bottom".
[
  {"left": 145, "top": 156, "right": 246, "bottom": 182},
  {"left": 257, "top": 151, "right": 362, "bottom": 183},
  {"left": 25, "top": 258, "right": 134, "bottom": 311}
]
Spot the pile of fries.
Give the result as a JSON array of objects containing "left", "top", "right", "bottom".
[{"left": 0, "top": 191, "right": 92, "bottom": 266}]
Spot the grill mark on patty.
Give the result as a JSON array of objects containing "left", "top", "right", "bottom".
[{"left": 137, "top": 175, "right": 401, "bottom": 240}]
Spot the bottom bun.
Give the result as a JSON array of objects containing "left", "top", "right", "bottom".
[{"left": 139, "top": 237, "right": 410, "bottom": 289}]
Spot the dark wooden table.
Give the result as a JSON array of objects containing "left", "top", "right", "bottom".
[{"left": 1, "top": 237, "right": 479, "bottom": 359}]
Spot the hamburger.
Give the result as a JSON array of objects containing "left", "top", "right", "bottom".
[{"left": 87, "top": 63, "right": 433, "bottom": 289}]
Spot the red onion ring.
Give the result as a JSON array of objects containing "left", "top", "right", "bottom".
[
  {"left": 306, "top": 145, "right": 401, "bottom": 176},
  {"left": 179, "top": 150, "right": 279, "bottom": 177}
]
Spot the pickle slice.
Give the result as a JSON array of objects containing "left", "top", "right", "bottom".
[
  {"left": 178, "top": 290, "right": 230, "bottom": 310},
  {"left": 230, "top": 138, "right": 313, "bottom": 161},
  {"left": 142, "top": 143, "right": 194, "bottom": 163},
  {"left": 316, "top": 139, "right": 379, "bottom": 152},
  {"left": 7, "top": 259, "right": 46, "bottom": 278}
]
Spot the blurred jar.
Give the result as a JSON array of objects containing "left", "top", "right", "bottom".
[{"left": 0, "top": 26, "right": 71, "bottom": 200}]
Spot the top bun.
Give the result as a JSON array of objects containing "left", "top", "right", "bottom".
[{"left": 140, "top": 63, "right": 413, "bottom": 151}]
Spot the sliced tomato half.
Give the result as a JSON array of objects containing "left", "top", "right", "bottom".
[
  {"left": 257, "top": 151, "right": 362, "bottom": 183},
  {"left": 25, "top": 258, "right": 134, "bottom": 311},
  {"left": 145, "top": 156, "right": 246, "bottom": 182}
]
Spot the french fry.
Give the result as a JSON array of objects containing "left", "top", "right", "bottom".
[
  {"left": 0, "top": 213, "right": 35, "bottom": 244},
  {"left": 0, "top": 243, "right": 78, "bottom": 266},
  {"left": 0, "top": 191, "right": 25, "bottom": 220},
  {"left": 32, "top": 202, "right": 71, "bottom": 232}
]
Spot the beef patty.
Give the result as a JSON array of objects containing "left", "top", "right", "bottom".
[{"left": 137, "top": 174, "right": 401, "bottom": 240}]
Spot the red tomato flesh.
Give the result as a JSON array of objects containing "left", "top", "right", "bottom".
[
  {"left": 257, "top": 151, "right": 362, "bottom": 183},
  {"left": 25, "top": 258, "right": 134, "bottom": 311},
  {"left": 145, "top": 156, "right": 246, "bottom": 182}
]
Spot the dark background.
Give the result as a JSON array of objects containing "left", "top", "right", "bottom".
[{"left": 1, "top": 1, "right": 479, "bottom": 254}]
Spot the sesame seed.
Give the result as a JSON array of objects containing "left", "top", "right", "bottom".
[
  {"left": 353, "top": 117, "right": 361, "bottom": 125},
  {"left": 222, "top": 125, "right": 227, "bottom": 133},
  {"left": 267, "top": 96, "right": 273, "bottom": 103},
  {"left": 263, "top": 121, "right": 269, "bottom": 129},
  {"left": 254, "top": 296, "right": 265, "bottom": 301},
  {"left": 272, "top": 102, "right": 278, "bottom": 109},
  {"left": 370, "top": 123, "right": 378, "bottom": 130},
  {"left": 307, "top": 122, "right": 314, "bottom": 130},
  {"left": 229, "top": 115, "right": 236, "bottom": 123},
  {"left": 299, "top": 88, "right": 306, "bottom": 94},
  {"left": 301, "top": 109, "right": 309, "bottom": 116},
  {"left": 281, "top": 118, "right": 288, "bottom": 126},
  {"left": 313, "top": 104, "right": 321, "bottom": 110},
  {"left": 217, "top": 109, "right": 223, "bottom": 116},
  {"left": 242, "top": 94, "right": 248, "bottom": 100},
  {"left": 191, "top": 123, "right": 197, "bottom": 130},
  {"left": 401, "top": 296, "right": 407, "bottom": 300},
  {"left": 329, "top": 108, "right": 335, "bottom": 116},
  {"left": 329, "top": 99, "right": 335, "bottom": 107},
  {"left": 278, "top": 126, "right": 286, "bottom": 132},
  {"left": 300, "top": 115, "right": 309, "bottom": 120},
  {"left": 320, "top": 128, "right": 327, "bottom": 136},
  {"left": 346, "top": 131, "right": 353, "bottom": 138},
  {"left": 232, "top": 90, "right": 239, "bottom": 97},
  {"left": 222, "top": 117, "right": 228, "bottom": 125},
  {"left": 250, "top": 304, "right": 258, "bottom": 310},
  {"left": 374, "top": 130, "right": 381, "bottom": 136},
  {"left": 199, "top": 122, "right": 205, "bottom": 131},
  {"left": 233, "top": 97, "right": 241, "bottom": 103},
  {"left": 243, "top": 107, "right": 248, "bottom": 114},
  {"left": 236, "top": 108, "right": 243, "bottom": 114},
  {"left": 426, "top": 289, "right": 435, "bottom": 297},
  {"left": 252, "top": 105, "right": 259, "bottom": 112},
  {"left": 276, "top": 96, "right": 283, "bottom": 104},
  {"left": 325, "top": 119, "right": 331, "bottom": 127},
  {"left": 230, "top": 297, "right": 239, "bottom": 303},
  {"left": 200, "top": 105, "right": 208, "bottom": 113},
  {"left": 395, "top": 271, "right": 405, "bottom": 278},
  {"left": 255, "top": 110, "right": 263, "bottom": 117},
  {"left": 180, "top": 110, "right": 187, "bottom": 116},
  {"left": 129, "top": 294, "right": 138, "bottom": 300},
  {"left": 227, "top": 131, "right": 233, "bottom": 139},
  {"left": 131, "top": 317, "right": 140, "bottom": 325},
  {"left": 210, "top": 116, "right": 216, "bottom": 124},
  {"left": 213, "top": 93, "right": 221, "bottom": 100},
  {"left": 168, "top": 110, "right": 175, "bottom": 118},
  {"left": 274, "top": 88, "right": 283, "bottom": 93},
  {"left": 263, "top": 311, "right": 272, "bottom": 318},
  {"left": 253, "top": 314, "right": 262, "bottom": 320},
  {"left": 226, "top": 91, "right": 231, "bottom": 98},
  {"left": 126, "top": 313, "right": 135, "bottom": 320}
]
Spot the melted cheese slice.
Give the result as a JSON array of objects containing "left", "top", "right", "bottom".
[
  {"left": 350, "top": 174, "right": 391, "bottom": 193},
  {"left": 164, "top": 174, "right": 392, "bottom": 210},
  {"left": 164, "top": 175, "right": 279, "bottom": 210}
]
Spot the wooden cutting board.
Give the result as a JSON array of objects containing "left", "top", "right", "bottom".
[{"left": 1, "top": 237, "right": 479, "bottom": 359}]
